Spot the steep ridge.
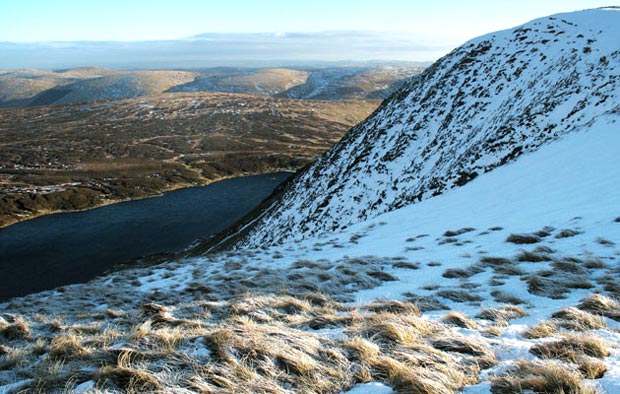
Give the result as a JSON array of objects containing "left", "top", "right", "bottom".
[{"left": 237, "top": 9, "right": 620, "bottom": 247}]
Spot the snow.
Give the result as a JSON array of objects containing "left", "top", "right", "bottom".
[
  {"left": 71, "top": 380, "right": 96, "bottom": 393},
  {"left": 341, "top": 382, "right": 394, "bottom": 394}
]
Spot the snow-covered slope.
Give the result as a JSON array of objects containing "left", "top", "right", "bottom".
[
  {"left": 3, "top": 106, "right": 619, "bottom": 393},
  {"left": 238, "top": 8, "right": 620, "bottom": 247}
]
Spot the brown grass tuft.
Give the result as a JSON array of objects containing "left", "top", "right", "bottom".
[
  {"left": 523, "top": 321, "right": 558, "bottom": 339},
  {"left": 578, "top": 357, "right": 607, "bottom": 379},
  {"left": 441, "top": 312, "right": 478, "bottom": 329},
  {"left": 515, "top": 250, "right": 553, "bottom": 262},
  {"left": 506, "top": 233, "right": 541, "bottom": 244},
  {"left": 476, "top": 305, "right": 528, "bottom": 326},
  {"left": 363, "top": 299, "right": 421, "bottom": 315},
  {"left": 0, "top": 315, "right": 30, "bottom": 340},
  {"left": 530, "top": 334, "right": 611, "bottom": 362},
  {"left": 436, "top": 290, "right": 482, "bottom": 303},
  {"left": 97, "top": 364, "right": 160, "bottom": 393},
  {"left": 551, "top": 307, "right": 607, "bottom": 330},
  {"left": 491, "top": 360, "right": 597, "bottom": 394},
  {"left": 49, "top": 333, "right": 91, "bottom": 360},
  {"left": 555, "top": 229, "right": 582, "bottom": 238},
  {"left": 577, "top": 293, "right": 620, "bottom": 321},
  {"left": 490, "top": 290, "right": 526, "bottom": 305},
  {"left": 443, "top": 227, "right": 476, "bottom": 237}
]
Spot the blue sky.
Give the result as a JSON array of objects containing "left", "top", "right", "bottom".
[{"left": 1, "top": 0, "right": 613, "bottom": 43}]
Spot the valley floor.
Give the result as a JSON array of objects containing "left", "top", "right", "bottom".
[{"left": 1, "top": 119, "right": 620, "bottom": 393}]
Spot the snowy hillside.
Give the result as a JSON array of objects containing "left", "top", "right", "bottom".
[
  {"left": 237, "top": 8, "right": 620, "bottom": 247},
  {"left": 2, "top": 103, "right": 619, "bottom": 394}
]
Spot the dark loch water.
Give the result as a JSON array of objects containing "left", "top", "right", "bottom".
[{"left": 0, "top": 172, "right": 291, "bottom": 301}]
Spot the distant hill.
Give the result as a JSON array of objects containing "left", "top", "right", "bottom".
[
  {"left": 27, "top": 70, "right": 198, "bottom": 106},
  {"left": 0, "top": 68, "right": 197, "bottom": 107},
  {"left": 0, "top": 68, "right": 117, "bottom": 107},
  {"left": 0, "top": 66, "right": 423, "bottom": 107},
  {"left": 168, "top": 68, "right": 309, "bottom": 96}
]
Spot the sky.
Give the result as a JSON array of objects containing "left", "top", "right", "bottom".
[{"left": 1, "top": 0, "right": 614, "bottom": 44}]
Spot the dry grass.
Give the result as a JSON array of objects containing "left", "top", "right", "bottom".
[
  {"left": 49, "top": 333, "right": 91, "bottom": 360},
  {"left": 442, "top": 268, "right": 475, "bottom": 279},
  {"left": 476, "top": 305, "right": 528, "bottom": 326},
  {"left": 577, "top": 293, "right": 620, "bottom": 321},
  {"left": 530, "top": 334, "right": 611, "bottom": 362},
  {"left": 551, "top": 307, "right": 607, "bottom": 331},
  {"left": 505, "top": 233, "right": 541, "bottom": 244},
  {"left": 596, "top": 237, "right": 615, "bottom": 246},
  {"left": 534, "top": 226, "right": 556, "bottom": 237},
  {"left": 363, "top": 299, "right": 420, "bottom": 315},
  {"left": 436, "top": 290, "right": 482, "bottom": 303},
  {"left": 515, "top": 250, "right": 553, "bottom": 262},
  {"left": 479, "top": 256, "right": 512, "bottom": 266},
  {"left": 491, "top": 360, "right": 598, "bottom": 394},
  {"left": 1, "top": 291, "right": 498, "bottom": 394},
  {"left": 391, "top": 261, "right": 420, "bottom": 270},
  {"left": 0, "top": 314, "right": 30, "bottom": 339},
  {"left": 443, "top": 227, "right": 476, "bottom": 237},
  {"left": 555, "top": 229, "right": 582, "bottom": 238},
  {"left": 524, "top": 271, "right": 594, "bottom": 299},
  {"left": 552, "top": 259, "right": 589, "bottom": 275},
  {"left": 490, "top": 290, "right": 527, "bottom": 305},
  {"left": 405, "top": 295, "right": 449, "bottom": 312},
  {"left": 441, "top": 312, "right": 478, "bottom": 329},
  {"left": 523, "top": 321, "right": 559, "bottom": 339}
]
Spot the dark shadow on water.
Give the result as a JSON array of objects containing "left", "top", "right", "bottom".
[{"left": 0, "top": 172, "right": 291, "bottom": 301}]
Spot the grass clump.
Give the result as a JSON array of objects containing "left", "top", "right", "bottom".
[
  {"left": 441, "top": 312, "right": 478, "bottom": 329},
  {"left": 476, "top": 305, "right": 528, "bottom": 326},
  {"left": 0, "top": 315, "right": 30, "bottom": 340},
  {"left": 523, "top": 321, "right": 558, "bottom": 339},
  {"left": 443, "top": 227, "right": 475, "bottom": 237},
  {"left": 552, "top": 260, "right": 588, "bottom": 275},
  {"left": 49, "top": 333, "right": 91, "bottom": 360},
  {"left": 534, "top": 226, "right": 555, "bottom": 237},
  {"left": 391, "top": 261, "right": 420, "bottom": 270},
  {"left": 436, "top": 290, "right": 482, "bottom": 303},
  {"left": 506, "top": 233, "right": 541, "bottom": 244},
  {"left": 515, "top": 250, "right": 553, "bottom": 262},
  {"left": 596, "top": 237, "right": 615, "bottom": 246},
  {"left": 490, "top": 290, "right": 526, "bottom": 305},
  {"left": 530, "top": 334, "right": 611, "bottom": 361},
  {"left": 555, "top": 229, "right": 582, "bottom": 238},
  {"left": 577, "top": 293, "right": 620, "bottom": 321},
  {"left": 491, "top": 360, "right": 598, "bottom": 394},
  {"left": 363, "top": 300, "right": 420, "bottom": 315},
  {"left": 551, "top": 307, "right": 607, "bottom": 330}
]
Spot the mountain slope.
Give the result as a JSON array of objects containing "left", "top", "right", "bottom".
[
  {"left": 29, "top": 70, "right": 198, "bottom": 106},
  {"left": 168, "top": 68, "right": 309, "bottom": 96},
  {"left": 2, "top": 98, "right": 619, "bottom": 394},
  {"left": 237, "top": 8, "right": 620, "bottom": 247}
]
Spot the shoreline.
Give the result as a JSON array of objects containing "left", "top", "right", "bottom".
[{"left": 0, "top": 170, "right": 295, "bottom": 231}]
